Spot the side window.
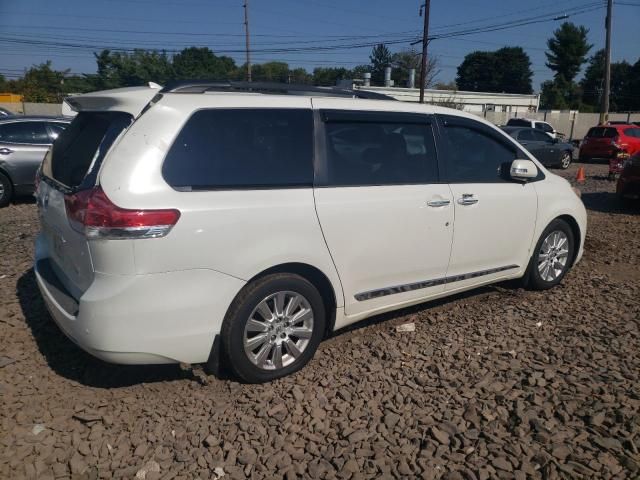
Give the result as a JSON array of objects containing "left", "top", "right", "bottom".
[
  {"left": 536, "top": 122, "right": 553, "bottom": 133},
  {"left": 163, "top": 109, "right": 313, "bottom": 189},
  {"left": 322, "top": 115, "right": 438, "bottom": 186},
  {"left": 518, "top": 129, "right": 535, "bottom": 141},
  {"left": 439, "top": 117, "right": 519, "bottom": 183},
  {"left": 531, "top": 130, "right": 552, "bottom": 142},
  {"left": 0, "top": 121, "right": 50, "bottom": 144}
]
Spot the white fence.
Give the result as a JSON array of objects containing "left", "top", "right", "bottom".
[{"left": 480, "top": 111, "right": 640, "bottom": 140}]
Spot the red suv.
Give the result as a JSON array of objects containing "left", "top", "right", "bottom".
[{"left": 579, "top": 125, "right": 640, "bottom": 162}]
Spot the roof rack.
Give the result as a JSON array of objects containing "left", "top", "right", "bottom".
[{"left": 160, "top": 80, "right": 396, "bottom": 101}]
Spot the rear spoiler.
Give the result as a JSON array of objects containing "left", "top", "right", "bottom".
[{"left": 64, "top": 84, "right": 162, "bottom": 117}]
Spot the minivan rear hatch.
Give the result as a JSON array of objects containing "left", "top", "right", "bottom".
[{"left": 38, "top": 108, "right": 137, "bottom": 299}]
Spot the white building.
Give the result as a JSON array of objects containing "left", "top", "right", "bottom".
[{"left": 354, "top": 85, "right": 540, "bottom": 114}]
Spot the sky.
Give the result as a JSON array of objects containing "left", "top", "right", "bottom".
[{"left": 0, "top": 0, "right": 639, "bottom": 92}]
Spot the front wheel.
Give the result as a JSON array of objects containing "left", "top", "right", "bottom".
[
  {"left": 560, "top": 151, "right": 572, "bottom": 169},
  {"left": 220, "top": 273, "right": 325, "bottom": 383},
  {"left": 526, "top": 219, "right": 575, "bottom": 290}
]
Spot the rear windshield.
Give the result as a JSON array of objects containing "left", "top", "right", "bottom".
[
  {"left": 42, "top": 111, "right": 132, "bottom": 189},
  {"left": 586, "top": 127, "right": 617, "bottom": 138},
  {"left": 506, "top": 118, "right": 530, "bottom": 127}
]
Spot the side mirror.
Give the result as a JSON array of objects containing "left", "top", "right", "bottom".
[
  {"left": 552, "top": 137, "right": 559, "bottom": 144},
  {"left": 510, "top": 159, "right": 538, "bottom": 181}
]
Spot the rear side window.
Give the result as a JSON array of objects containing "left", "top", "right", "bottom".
[
  {"left": 0, "top": 121, "right": 50, "bottom": 144},
  {"left": 535, "top": 122, "right": 553, "bottom": 133},
  {"left": 163, "top": 109, "right": 313, "bottom": 190},
  {"left": 586, "top": 127, "right": 617, "bottom": 138},
  {"left": 321, "top": 113, "right": 438, "bottom": 186},
  {"left": 43, "top": 112, "right": 132, "bottom": 189},
  {"left": 506, "top": 118, "right": 530, "bottom": 127},
  {"left": 517, "top": 129, "right": 535, "bottom": 141},
  {"left": 623, "top": 128, "right": 640, "bottom": 138},
  {"left": 439, "top": 116, "right": 520, "bottom": 183}
]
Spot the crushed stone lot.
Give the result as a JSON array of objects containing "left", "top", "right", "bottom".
[{"left": 1, "top": 163, "right": 639, "bottom": 480}]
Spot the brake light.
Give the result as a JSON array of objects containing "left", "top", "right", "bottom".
[{"left": 64, "top": 187, "right": 180, "bottom": 239}]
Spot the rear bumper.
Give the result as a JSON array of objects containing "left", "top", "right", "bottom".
[{"left": 34, "top": 234, "right": 245, "bottom": 365}]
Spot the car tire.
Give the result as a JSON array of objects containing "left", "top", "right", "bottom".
[
  {"left": 560, "top": 151, "right": 572, "bottom": 169},
  {"left": 0, "top": 172, "right": 13, "bottom": 208},
  {"left": 220, "top": 273, "right": 326, "bottom": 383},
  {"left": 525, "top": 219, "right": 575, "bottom": 291}
]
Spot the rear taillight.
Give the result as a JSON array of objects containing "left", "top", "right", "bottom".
[{"left": 64, "top": 187, "right": 180, "bottom": 240}]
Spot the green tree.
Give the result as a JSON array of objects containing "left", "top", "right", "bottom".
[
  {"left": 312, "top": 67, "right": 351, "bottom": 86},
  {"left": 369, "top": 43, "right": 392, "bottom": 85},
  {"left": 456, "top": 51, "right": 498, "bottom": 91},
  {"left": 581, "top": 50, "right": 633, "bottom": 111},
  {"left": 456, "top": 48, "right": 532, "bottom": 93},
  {"left": 94, "top": 49, "right": 173, "bottom": 89},
  {"left": 248, "top": 62, "right": 290, "bottom": 82},
  {"left": 172, "top": 47, "right": 235, "bottom": 80},
  {"left": 20, "top": 62, "right": 68, "bottom": 102},
  {"left": 540, "top": 76, "right": 581, "bottom": 110},
  {"left": 623, "top": 58, "right": 640, "bottom": 111},
  {"left": 290, "top": 67, "right": 312, "bottom": 84},
  {"left": 0, "top": 74, "right": 6, "bottom": 92},
  {"left": 494, "top": 47, "right": 533, "bottom": 94},
  {"left": 545, "top": 22, "right": 592, "bottom": 83}
]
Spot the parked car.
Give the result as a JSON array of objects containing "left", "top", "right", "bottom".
[
  {"left": 579, "top": 125, "right": 640, "bottom": 163},
  {"left": 505, "top": 118, "right": 559, "bottom": 139},
  {"left": 34, "top": 83, "right": 587, "bottom": 382},
  {"left": 0, "top": 107, "right": 15, "bottom": 117},
  {"left": 0, "top": 116, "right": 70, "bottom": 207},
  {"left": 501, "top": 126, "right": 574, "bottom": 169},
  {"left": 617, "top": 152, "right": 640, "bottom": 203}
]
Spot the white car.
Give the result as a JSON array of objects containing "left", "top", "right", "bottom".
[
  {"left": 506, "top": 118, "right": 559, "bottom": 139},
  {"left": 35, "top": 82, "right": 586, "bottom": 383}
]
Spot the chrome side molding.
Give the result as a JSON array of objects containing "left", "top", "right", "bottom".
[{"left": 354, "top": 264, "right": 519, "bottom": 301}]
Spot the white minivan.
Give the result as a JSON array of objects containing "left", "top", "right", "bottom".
[{"left": 35, "top": 82, "right": 586, "bottom": 382}]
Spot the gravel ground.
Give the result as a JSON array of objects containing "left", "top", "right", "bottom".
[{"left": 1, "top": 163, "right": 639, "bottom": 480}]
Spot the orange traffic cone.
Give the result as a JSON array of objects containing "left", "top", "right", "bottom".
[{"left": 576, "top": 167, "right": 586, "bottom": 183}]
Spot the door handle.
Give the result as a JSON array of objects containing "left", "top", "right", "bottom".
[
  {"left": 520, "top": 142, "right": 529, "bottom": 146},
  {"left": 458, "top": 194, "right": 478, "bottom": 206},
  {"left": 427, "top": 199, "right": 451, "bottom": 207},
  {"left": 0, "top": 148, "right": 13, "bottom": 155}
]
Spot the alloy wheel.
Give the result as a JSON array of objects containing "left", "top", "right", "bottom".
[
  {"left": 537, "top": 230, "right": 570, "bottom": 281},
  {"left": 243, "top": 291, "right": 314, "bottom": 370},
  {"left": 561, "top": 152, "right": 571, "bottom": 169}
]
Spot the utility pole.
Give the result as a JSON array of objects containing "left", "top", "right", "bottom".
[
  {"left": 243, "top": 0, "right": 252, "bottom": 82},
  {"left": 418, "top": 0, "right": 431, "bottom": 103},
  {"left": 599, "top": 0, "right": 612, "bottom": 124}
]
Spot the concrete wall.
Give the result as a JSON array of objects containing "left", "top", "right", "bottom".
[
  {"left": 480, "top": 111, "right": 640, "bottom": 140},
  {"left": 0, "top": 102, "right": 63, "bottom": 116}
]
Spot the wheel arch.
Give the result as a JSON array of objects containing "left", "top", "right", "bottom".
[
  {"left": 556, "top": 214, "right": 581, "bottom": 266},
  {"left": 247, "top": 262, "right": 338, "bottom": 336},
  {"left": 0, "top": 166, "right": 14, "bottom": 185}
]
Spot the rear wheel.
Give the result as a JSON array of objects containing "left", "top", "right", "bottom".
[
  {"left": 560, "top": 151, "right": 572, "bottom": 169},
  {"left": 221, "top": 273, "right": 325, "bottom": 383},
  {"left": 0, "top": 172, "right": 13, "bottom": 208},
  {"left": 526, "top": 219, "right": 575, "bottom": 290}
]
